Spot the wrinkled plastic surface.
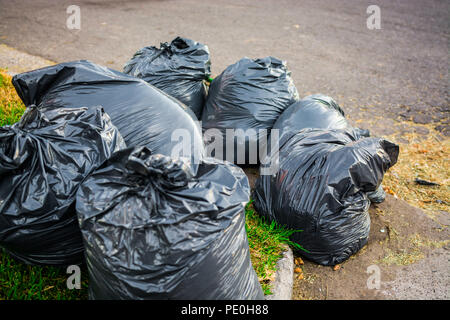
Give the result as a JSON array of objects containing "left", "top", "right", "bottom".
[
  {"left": 273, "top": 94, "right": 349, "bottom": 141},
  {"left": 202, "top": 57, "right": 299, "bottom": 164},
  {"left": 124, "top": 37, "right": 211, "bottom": 119},
  {"left": 253, "top": 129, "right": 399, "bottom": 266},
  {"left": 0, "top": 106, "right": 125, "bottom": 265},
  {"left": 367, "top": 185, "right": 387, "bottom": 203},
  {"left": 272, "top": 94, "right": 369, "bottom": 144},
  {"left": 12, "top": 60, "right": 203, "bottom": 169},
  {"left": 272, "top": 94, "right": 383, "bottom": 204},
  {"left": 76, "top": 146, "right": 264, "bottom": 300}
]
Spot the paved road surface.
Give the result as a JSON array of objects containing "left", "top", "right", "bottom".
[{"left": 0, "top": 0, "right": 448, "bottom": 136}]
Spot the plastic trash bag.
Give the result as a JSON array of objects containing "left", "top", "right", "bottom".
[
  {"left": 271, "top": 94, "right": 383, "bottom": 202},
  {"left": 253, "top": 129, "right": 399, "bottom": 266},
  {"left": 272, "top": 94, "right": 369, "bottom": 144},
  {"left": 123, "top": 37, "right": 211, "bottom": 119},
  {"left": 367, "top": 185, "right": 387, "bottom": 203},
  {"left": 0, "top": 105, "right": 125, "bottom": 265},
  {"left": 76, "top": 146, "right": 264, "bottom": 300},
  {"left": 202, "top": 57, "right": 299, "bottom": 165},
  {"left": 12, "top": 60, "right": 204, "bottom": 169}
]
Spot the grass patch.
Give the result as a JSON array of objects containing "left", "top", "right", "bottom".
[
  {"left": 0, "top": 249, "right": 89, "bottom": 300},
  {"left": 245, "top": 200, "right": 306, "bottom": 295},
  {"left": 0, "top": 69, "right": 26, "bottom": 126},
  {"left": 377, "top": 233, "right": 449, "bottom": 267},
  {"left": 378, "top": 247, "right": 424, "bottom": 266},
  {"left": 408, "top": 234, "right": 449, "bottom": 250},
  {"left": 382, "top": 130, "right": 449, "bottom": 216},
  {"left": 0, "top": 68, "right": 303, "bottom": 299}
]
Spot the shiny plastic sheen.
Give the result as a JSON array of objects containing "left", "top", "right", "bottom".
[
  {"left": 202, "top": 57, "right": 299, "bottom": 164},
  {"left": 124, "top": 37, "right": 211, "bottom": 119},
  {"left": 12, "top": 60, "right": 204, "bottom": 168},
  {"left": 76, "top": 147, "right": 264, "bottom": 300},
  {"left": 253, "top": 129, "right": 399, "bottom": 266},
  {"left": 0, "top": 106, "right": 125, "bottom": 265},
  {"left": 272, "top": 94, "right": 351, "bottom": 143}
]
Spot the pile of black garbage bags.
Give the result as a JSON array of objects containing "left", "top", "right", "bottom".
[{"left": 0, "top": 37, "right": 398, "bottom": 299}]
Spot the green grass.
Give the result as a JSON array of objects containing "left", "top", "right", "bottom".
[
  {"left": 0, "top": 249, "right": 89, "bottom": 300},
  {"left": 0, "top": 68, "right": 303, "bottom": 299},
  {"left": 245, "top": 200, "right": 306, "bottom": 295},
  {"left": 0, "top": 70, "right": 26, "bottom": 126}
]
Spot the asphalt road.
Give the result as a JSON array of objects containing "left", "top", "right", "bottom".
[{"left": 0, "top": 0, "right": 448, "bottom": 137}]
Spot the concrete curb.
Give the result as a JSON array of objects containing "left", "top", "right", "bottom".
[{"left": 265, "top": 245, "right": 294, "bottom": 300}]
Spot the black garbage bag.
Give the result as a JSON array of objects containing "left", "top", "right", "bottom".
[
  {"left": 253, "top": 129, "right": 399, "bottom": 266},
  {"left": 12, "top": 60, "right": 204, "bottom": 169},
  {"left": 76, "top": 147, "right": 264, "bottom": 300},
  {"left": 0, "top": 105, "right": 125, "bottom": 265},
  {"left": 272, "top": 94, "right": 369, "bottom": 144},
  {"left": 123, "top": 37, "right": 211, "bottom": 119},
  {"left": 367, "top": 185, "right": 387, "bottom": 203},
  {"left": 271, "top": 94, "right": 385, "bottom": 203},
  {"left": 202, "top": 57, "right": 299, "bottom": 165}
]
